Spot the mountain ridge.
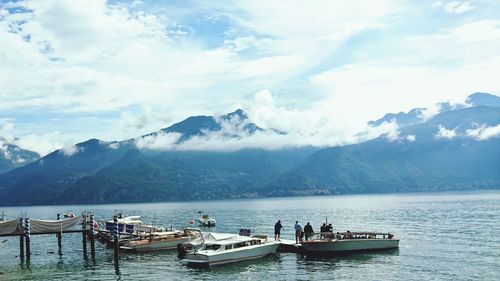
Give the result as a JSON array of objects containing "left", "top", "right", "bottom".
[{"left": 0, "top": 93, "right": 499, "bottom": 206}]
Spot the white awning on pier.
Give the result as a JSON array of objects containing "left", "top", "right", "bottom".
[
  {"left": 0, "top": 216, "right": 82, "bottom": 235},
  {"left": 0, "top": 219, "right": 21, "bottom": 235},
  {"left": 30, "top": 216, "right": 81, "bottom": 233}
]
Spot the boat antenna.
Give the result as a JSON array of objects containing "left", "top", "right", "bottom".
[{"left": 326, "top": 216, "right": 328, "bottom": 225}]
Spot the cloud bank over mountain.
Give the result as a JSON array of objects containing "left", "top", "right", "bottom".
[{"left": 1, "top": 1, "right": 500, "bottom": 155}]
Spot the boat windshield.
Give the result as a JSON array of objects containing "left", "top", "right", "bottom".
[{"left": 204, "top": 244, "right": 221, "bottom": 251}]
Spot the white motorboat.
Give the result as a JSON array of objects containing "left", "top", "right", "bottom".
[
  {"left": 182, "top": 234, "right": 279, "bottom": 266},
  {"left": 301, "top": 231, "right": 399, "bottom": 254},
  {"left": 177, "top": 231, "right": 235, "bottom": 256},
  {"left": 196, "top": 212, "right": 216, "bottom": 227},
  {"left": 120, "top": 228, "right": 202, "bottom": 252},
  {"left": 63, "top": 210, "right": 75, "bottom": 218}
]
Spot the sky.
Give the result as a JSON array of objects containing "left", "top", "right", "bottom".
[{"left": 0, "top": 0, "right": 499, "bottom": 156}]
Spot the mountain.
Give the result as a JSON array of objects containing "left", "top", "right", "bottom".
[
  {"left": 367, "top": 108, "right": 426, "bottom": 127},
  {"left": 466, "top": 92, "right": 500, "bottom": 107},
  {"left": 0, "top": 94, "right": 499, "bottom": 206},
  {"left": 0, "top": 138, "right": 40, "bottom": 174},
  {"left": 0, "top": 139, "right": 132, "bottom": 204},
  {"left": 54, "top": 148, "right": 316, "bottom": 204},
  {"left": 265, "top": 106, "right": 500, "bottom": 196},
  {"left": 155, "top": 109, "right": 265, "bottom": 142},
  {"left": 0, "top": 109, "right": 315, "bottom": 205},
  {"left": 367, "top": 92, "right": 500, "bottom": 128}
]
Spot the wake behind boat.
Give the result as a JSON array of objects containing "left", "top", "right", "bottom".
[{"left": 301, "top": 231, "right": 399, "bottom": 255}]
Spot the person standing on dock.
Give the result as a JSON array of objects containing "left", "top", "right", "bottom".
[
  {"left": 274, "top": 220, "right": 283, "bottom": 241},
  {"left": 294, "top": 221, "right": 303, "bottom": 244},
  {"left": 304, "top": 222, "right": 314, "bottom": 241}
]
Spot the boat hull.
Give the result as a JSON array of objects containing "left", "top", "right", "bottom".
[
  {"left": 302, "top": 239, "right": 399, "bottom": 254},
  {"left": 184, "top": 243, "right": 279, "bottom": 266},
  {"left": 122, "top": 237, "right": 190, "bottom": 252}
]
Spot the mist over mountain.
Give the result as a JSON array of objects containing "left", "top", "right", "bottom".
[
  {"left": 266, "top": 106, "right": 500, "bottom": 197},
  {"left": 0, "top": 93, "right": 498, "bottom": 206},
  {"left": 0, "top": 138, "right": 40, "bottom": 174},
  {"left": 156, "top": 109, "right": 265, "bottom": 143}
]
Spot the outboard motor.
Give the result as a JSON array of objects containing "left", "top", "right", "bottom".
[{"left": 177, "top": 243, "right": 187, "bottom": 259}]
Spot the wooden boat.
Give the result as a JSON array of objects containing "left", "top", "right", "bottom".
[
  {"left": 301, "top": 231, "right": 399, "bottom": 254},
  {"left": 97, "top": 214, "right": 170, "bottom": 246},
  {"left": 120, "top": 228, "right": 202, "bottom": 252},
  {"left": 182, "top": 233, "right": 278, "bottom": 266}
]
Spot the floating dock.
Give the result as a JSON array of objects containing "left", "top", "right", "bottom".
[{"left": 277, "top": 239, "right": 304, "bottom": 253}]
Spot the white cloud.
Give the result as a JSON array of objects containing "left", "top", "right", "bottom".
[
  {"left": 466, "top": 124, "right": 500, "bottom": 140},
  {"left": 448, "top": 20, "right": 500, "bottom": 43},
  {"left": 12, "top": 132, "right": 63, "bottom": 157},
  {"left": 1, "top": 0, "right": 499, "bottom": 152},
  {"left": 406, "top": 135, "right": 416, "bottom": 142},
  {"left": 380, "top": 121, "right": 402, "bottom": 142},
  {"left": 1, "top": 120, "right": 62, "bottom": 156},
  {"left": 133, "top": 100, "right": 404, "bottom": 152},
  {"left": 135, "top": 131, "right": 181, "bottom": 151},
  {"left": 435, "top": 125, "right": 457, "bottom": 139},
  {"left": 118, "top": 105, "right": 173, "bottom": 137},
  {"left": 432, "top": 2, "right": 444, "bottom": 8},
  {"left": 310, "top": 53, "right": 500, "bottom": 123},
  {"left": 107, "top": 142, "right": 121, "bottom": 150},
  {"left": 0, "top": 120, "right": 16, "bottom": 146},
  {"left": 444, "top": 1, "right": 475, "bottom": 14},
  {"left": 60, "top": 145, "right": 84, "bottom": 157},
  {"left": 0, "top": 139, "right": 12, "bottom": 160}
]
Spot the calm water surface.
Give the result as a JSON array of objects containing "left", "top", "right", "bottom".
[{"left": 0, "top": 190, "right": 499, "bottom": 280}]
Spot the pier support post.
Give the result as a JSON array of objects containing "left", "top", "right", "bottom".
[
  {"left": 18, "top": 218, "right": 24, "bottom": 261},
  {"left": 24, "top": 217, "right": 30, "bottom": 261},
  {"left": 82, "top": 214, "right": 87, "bottom": 258},
  {"left": 89, "top": 214, "right": 96, "bottom": 258},
  {"left": 113, "top": 214, "right": 119, "bottom": 265},
  {"left": 57, "top": 232, "right": 62, "bottom": 255},
  {"left": 56, "top": 213, "right": 62, "bottom": 255}
]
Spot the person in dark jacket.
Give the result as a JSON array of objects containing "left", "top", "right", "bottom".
[
  {"left": 320, "top": 223, "right": 326, "bottom": 238},
  {"left": 326, "top": 223, "right": 333, "bottom": 232},
  {"left": 274, "top": 220, "right": 283, "bottom": 241},
  {"left": 304, "top": 222, "right": 314, "bottom": 241}
]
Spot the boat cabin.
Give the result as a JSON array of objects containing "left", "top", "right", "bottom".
[{"left": 197, "top": 236, "right": 265, "bottom": 253}]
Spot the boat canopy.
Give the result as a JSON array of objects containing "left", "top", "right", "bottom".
[
  {"left": 203, "top": 232, "right": 236, "bottom": 242},
  {"left": 204, "top": 235, "right": 261, "bottom": 246}
]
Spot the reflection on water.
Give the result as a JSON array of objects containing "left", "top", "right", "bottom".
[{"left": 0, "top": 190, "right": 499, "bottom": 280}]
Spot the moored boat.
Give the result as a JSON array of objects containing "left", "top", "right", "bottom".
[
  {"left": 120, "top": 228, "right": 202, "bottom": 252},
  {"left": 301, "top": 231, "right": 399, "bottom": 255},
  {"left": 182, "top": 233, "right": 279, "bottom": 266},
  {"left": 97, "top": 214, "right": 170, "bottom": 247}
]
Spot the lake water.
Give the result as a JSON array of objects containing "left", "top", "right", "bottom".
[{"left": 0, "top": 190, "right": 499, "bottom": 280}]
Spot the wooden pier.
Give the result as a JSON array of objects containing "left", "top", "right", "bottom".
[{"left": 0, "top": 214, "right": 97, "bottom": 262}]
